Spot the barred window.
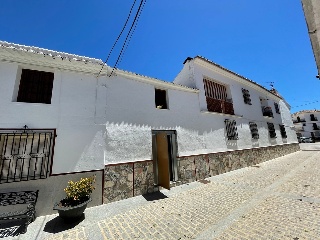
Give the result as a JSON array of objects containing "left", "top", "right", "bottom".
[
  {"left": 267, "top": 122, "right": 277, "bottom": 138},
  {"left": 17, "top": 69, "right": 54, "bottom": 104},
  {"left": 0, "top": 129, "right": 55, "bottom": 184},
  {"left": 249, "top": 122, "right": 259, "bottom": 139},
  {"left": 242, "top": 88, "right": 251, "bottom": 105},
  {"left": 274, "top": 103, "right": 280, "bottom": 114},
  {"left": 225, "top": 119, "right": 238, "bottom": 140},
  {"left": 279, "top": 124, "right": 287, "bottom": 138}
]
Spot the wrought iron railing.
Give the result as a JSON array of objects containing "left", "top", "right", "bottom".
[
  {"left": 0, "top": 128, "right": 55, "bottom": 184},
  {"left": 261, "top": 106, "right": 273, "bottom": 118},
  {"left": 206, "top": 97, "right": 234, "bottom": 115}
]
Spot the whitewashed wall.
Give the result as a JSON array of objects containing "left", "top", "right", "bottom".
[
  {"left": 1, "top": 57, "right": 298, "bottom": 174},
  {"left": 0, "top": 61, "right": 106, "bottom": 174}
]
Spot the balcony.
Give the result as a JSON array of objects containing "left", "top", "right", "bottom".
[
  {"left": 206, "top": 97, "right": 234, "bottom": 115},
  {"left": 261, "top": 106, "right": 273, "bottom": 118}
]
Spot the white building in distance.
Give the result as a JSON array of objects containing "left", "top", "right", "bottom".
[
  {"left": 0, "top": 41, "right": 299, "bottom": 216},
  {"left": 292, "top": 110, "right": 320, "bottom": 139}
]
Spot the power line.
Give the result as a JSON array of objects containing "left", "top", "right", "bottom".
[
  {"left": 97, "top": 0, "right": 138, "bottom": 77},
  {"left": 118, "top": 0, "right": 147, "bottom": 66},
  {"left": 108, "top": 0, "right": 147, "bottom": 77},
  {"left": 291, "top": 100, "right": 319, "bottom": 108}
]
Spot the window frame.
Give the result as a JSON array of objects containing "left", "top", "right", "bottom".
[
  {"left": 241, "top": 88, "right": 252, "bottom": 105},
  {"left": 274, "top": 103, "right": 280, "bottom": 114},
  {"left": 16, "top": 69, "right": 54, "bottom": 104},
  {"left": 249, "top": 122, "right": 259, "bottom": 139},
  {"left": 155, "top": 88, "right": 168, "bottom": 110},
  {"left": 279, "top": 124, "right": 287, "bottom": 138},
  {"left": 267, "top": 122, "right": 277, "bottom": 138},
  {"left": 225, "top": 119, "right": 239, "bottom": 140}
]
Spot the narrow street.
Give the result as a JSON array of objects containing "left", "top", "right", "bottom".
[{"left": 11, "top": 144, "right": 320, "bottom": 240}]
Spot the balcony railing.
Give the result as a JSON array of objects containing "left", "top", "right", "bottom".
[
  {"left": 206, "top": 97, "right": 234, "bottom": 115},
  {"left": 261, "top": 106, "right": 273, "bottom": 118},
  {"left": 313, "top": 124, "right": 320, "bottom": 130},
  {"left": 311, "top": 116, "right": 318, "bottom": 121}
]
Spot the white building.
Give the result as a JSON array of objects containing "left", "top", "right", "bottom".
[
  {"left": 292, "top": 110, "right": 320, "bottom": 139},
  {"left": 0, "top": 41, "right": 299, "bottom": 216}
]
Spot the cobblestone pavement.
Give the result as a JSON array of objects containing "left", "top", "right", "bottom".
[{"left": 8, "top": 149, "right": 320, "bottom": 240}]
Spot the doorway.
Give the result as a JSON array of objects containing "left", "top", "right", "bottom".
[{"left": 152, "top": 130, "right": 178, "bottom": 190}]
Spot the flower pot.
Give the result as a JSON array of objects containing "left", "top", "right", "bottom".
[{"left": 53, "top": 198, "right": 92, "bottom": 220}]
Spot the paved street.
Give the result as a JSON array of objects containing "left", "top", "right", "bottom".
[{"left": 4, "top": 145, "right": 320, "bottom": 239}]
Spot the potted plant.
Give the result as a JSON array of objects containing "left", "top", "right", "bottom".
[{"left": 53, "top": 176, "right": 95, "bottom": 220}]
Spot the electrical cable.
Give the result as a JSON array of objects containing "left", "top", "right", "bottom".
[
  {"left": 108, "top": 0, "right": 146, "bottom": 77},
  {"left": 97, "top": 0, "right": 138, "bottom": 77}
]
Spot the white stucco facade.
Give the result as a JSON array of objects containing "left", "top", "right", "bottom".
[
  {"left": 0, "top": 42, "right": 298, "bottom": 175},
  {"left": 0, "top": 41, "right": 301, "bottom": 213}
]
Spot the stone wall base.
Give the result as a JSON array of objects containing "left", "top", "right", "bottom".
[
  {"left": 104, "top": 161, "right": 154, "bottom": 204},
  {"left": 104, "top": 143, "right": 300, "bottom": 203},
  {"left": 177, "top": 143, "right": 300, "bottom": 185}
]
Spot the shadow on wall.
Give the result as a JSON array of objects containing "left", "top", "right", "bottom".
[
  {"left": 269, "top": 138, "right": 277, "bottom": 145},
  {"left": 251, "top": 139, "right": 259, "bottom": 148},
  {"left": 226, "top": 140, "right": 238, "bottom": 150}
]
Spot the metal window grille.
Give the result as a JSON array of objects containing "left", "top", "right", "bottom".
[
  {"left": 267, "top": 122, "right": 277, "bottom": 138},
  {"left": 203, "top": 79, "right": 227, "bottom": 100},
  {"left": 249, "top": 122, "right": 259, "bottom": 139},
  {"left": 17, "top": 69, "right": 54, "bottom": 104},
  {"left": 242, "top": 88, "right": 252, "bottom": 105},
  {"left": 274, "top": 103, "right": 280, "bottom": 114},
  {"left": 0, "top": 128, "right": 55, "bottom": 184},
  {"left": 279, "top": 124, "right": 287, "bottom": 138},
  {"left": 225, "top": 119, "right": 238, "bottom": 140}
]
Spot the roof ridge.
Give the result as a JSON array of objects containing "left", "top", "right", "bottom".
[{"left": 0, "top": 40, "right": 104, "bottom": 65}]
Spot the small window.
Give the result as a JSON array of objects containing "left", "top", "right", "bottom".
[
  {"left": 267, "top": 122, "right": 277, "bottom": 138},
  {"left": 225, "top": 119, "right": 238, "bottom": 140},
  {"left": 279, "top": 124, "right": 287, "bottom": 138},
  {"left": 249, "top": 122, "right": 259, "bottom": 139},
  {"left": 17, "top": 69, "right": 54, "bottom": 104},
  {"left": 155, "top": 89, "right": 168, "bottom": 109},
  {"left": 241, "top": 88, "right": 251, "bottom": 105},
  {"left": 274, "top": 103, "right": 280, "bottom": 114}
]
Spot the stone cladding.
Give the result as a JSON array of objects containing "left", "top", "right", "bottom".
[{"left": 104, "top": 143, "right": 299, "bottom": 203}]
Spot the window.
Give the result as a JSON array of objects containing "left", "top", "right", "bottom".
[
  {"left": 203, "top": 79, "right": 228, "bottom": 100},
  {"left": 274, "top": 103, "right": 280, "bottom": 114},
  {"left": 249, "top": 122, "right": 259, "bottom": 139},
  {"left": 242, "top": 88, "right": 252, "bottom": 105},
  {"left": 225, "top": 119, "right": 238, "bottom": 140},
  {"left": 279, "top": 124, "right": 287, "bottom": 138},
  {"left": 203, "top": 79, "right": 234, "bottom": 115},
  {"left": 17, "top": 69, "right": 54, "bottom": 104},
  {"left": 0, "top": 129, "right": 55, "bottom": 183},
  {"left": 310, "top": 114, "right": 318, "bottom": 121},
  {"left": 267, "top": 122, "right": 276, "bottom": 138},
  {"left": 155, "top": 89, "right": 168, "bottom": 109}
]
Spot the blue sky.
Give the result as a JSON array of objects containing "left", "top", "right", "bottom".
[{"left": 1, "top": 0, "right": 319, "bottom": 112}]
